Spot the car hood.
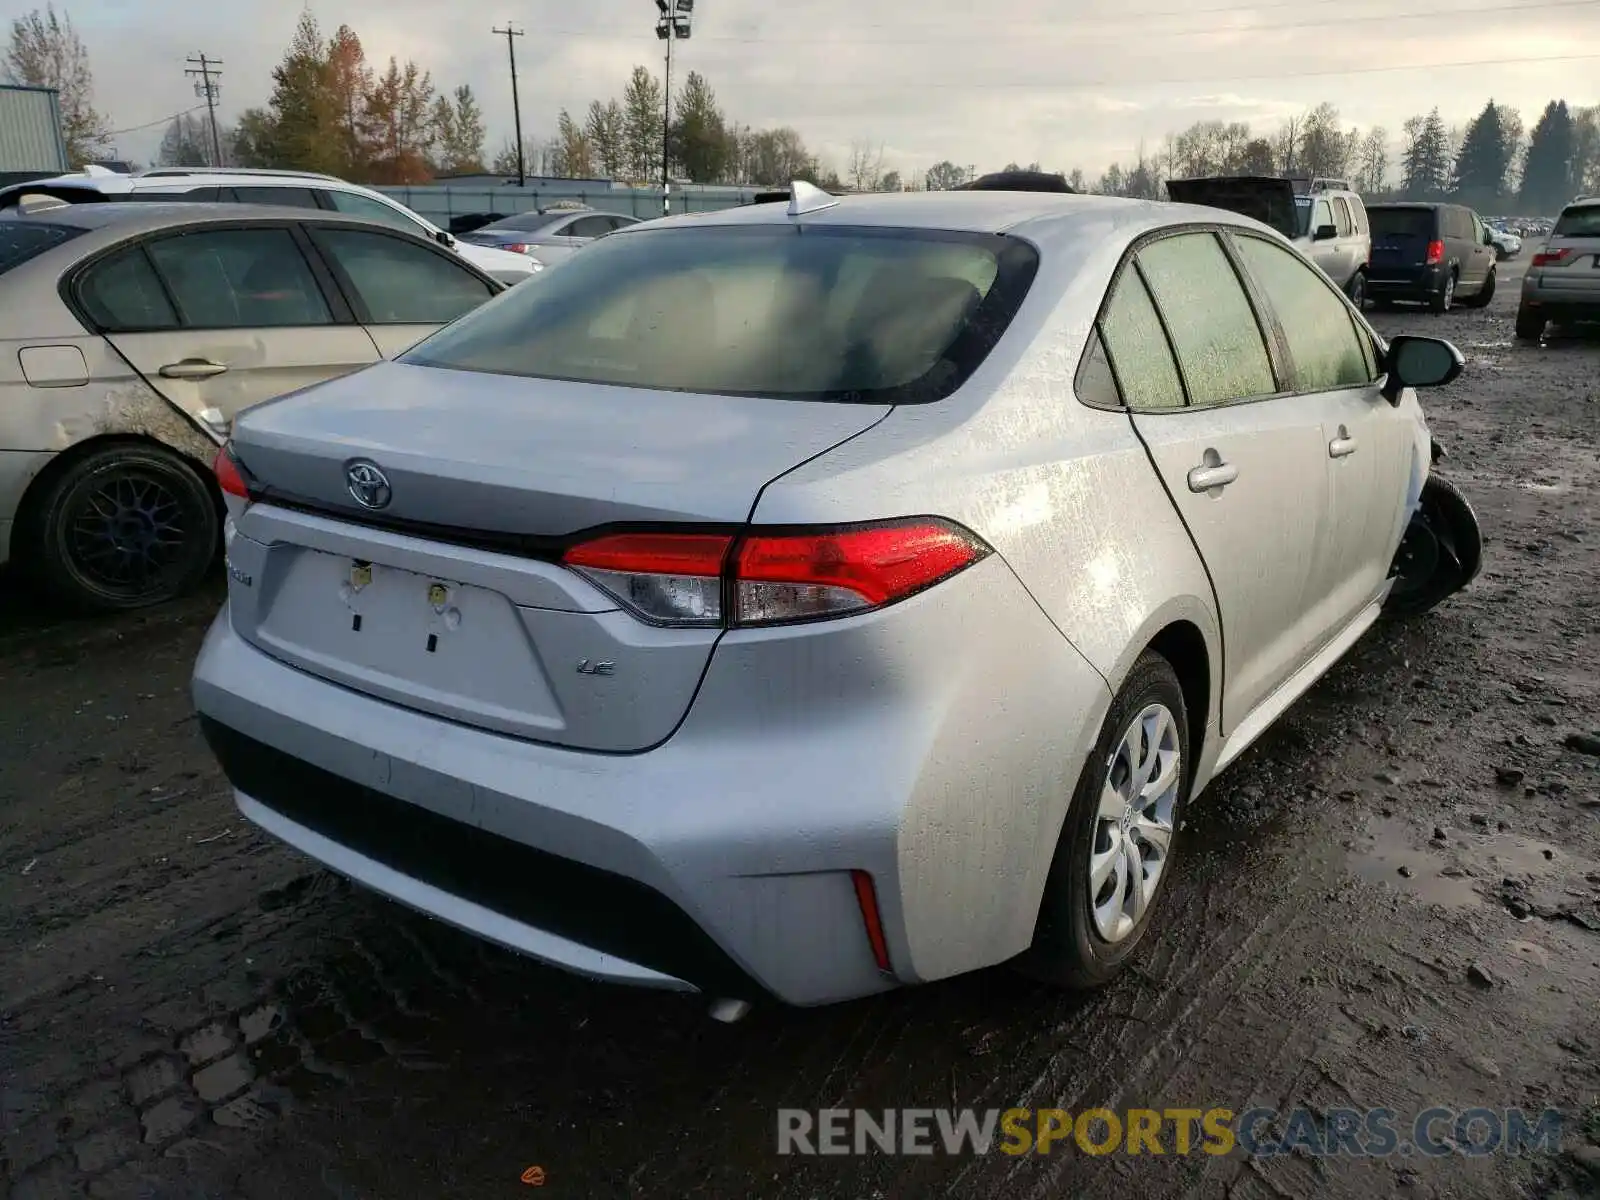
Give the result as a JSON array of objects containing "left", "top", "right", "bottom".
[{"left": 1166, "top": 176, "right": 1300, "bottom": 240}]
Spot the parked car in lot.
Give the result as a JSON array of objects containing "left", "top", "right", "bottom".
[
  {"left": 1364, "top": 202, "right": 1498, "bottom": 312},
  {"left": 194, "top": 183, "right": 1479, "bottom": 1011},
  {"left": 0, "top": 166, "right": 540, "bottom": 286},
  {"left": 1487, "top": 225, "right": 1522, "bottom": 259},
  {"left": 1164, "top": 176, "right": 1372, "bottom": 304},
  {"left": 458, "top": 206, "right": 642, "bottom": 268},
  {"left": 1515, "top": 194, "right": 1600, "bottom": 341},
  {"left": 0, "top": 203, "right": 502, "bottom": 611}
]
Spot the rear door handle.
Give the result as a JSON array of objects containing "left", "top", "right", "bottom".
[
  {"left": 1187, "top": 460, "right": 1239, "bottom": 493},
  {"left": 1329, "top": 430, "right": 1359, "bottom": 458},
  {"left": 158, "top": 358, "right": 228, "bottom": 379}
]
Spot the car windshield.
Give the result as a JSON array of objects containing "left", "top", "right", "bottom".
[
  {"left": 0, "top": 222, "right": 86, "bottom": 274},
  {"left": 1552, "top": 206, "right": 1600, "bottom": 237},
  {"left": 403, "top": 224, "right": 1038, "bottom": 404},
  {"left": 478, "top": 212, "right": 574, "bottom": 233},
  {"left": 1368, "top": 208, "right": 1435, "bottom": 239}
]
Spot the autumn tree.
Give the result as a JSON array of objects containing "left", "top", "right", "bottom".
[
  {"left": 361, "top": 57, "right": 436, "bottom": 183},
  {"left": 233, "top": 12, "right": 342, "bottom": 174},
  {"left": 621, "top": 66, "right": 663, "bottom": 182},
  {"left": 553, "top": 109, "right": 593, "bottom": 178},
  {"left": 432, "top": 85, "right": 486, "bottom": 174},
  {"left": 4, "top": 5, "right": 109, "bottom": 166},
  {"left": 325, "top": 24, "right": 372, "bottom": 178}
]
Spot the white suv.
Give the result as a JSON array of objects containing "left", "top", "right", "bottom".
[{"left": 0, "top": 166, "right": 539, "bottom": 285}]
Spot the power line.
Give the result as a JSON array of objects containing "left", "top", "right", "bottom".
[
  {"left": 104, "top": 104, "right": 208, "bottom": 138},
  {"left": 184, "top": 53, "right": 224, "bottom": 167},
  {"left": 492, "top": 24, "right": 526, "bottom": 187},
  {"left": 641, "top": 49, "right": 1600, "bottom": 90},
  {"left": 522, "top": 0, "right": 1599, "bottom": 42}
]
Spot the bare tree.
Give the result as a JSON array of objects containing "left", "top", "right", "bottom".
[
  {"left": 1357, "top": 126, "right": 1389, "bottom": 194},
  {"left": 4, "top": 5, "right": 110, "bottom": 166},
  {"left": 846, "top": 141, "right": 884, "bottom": 192}
]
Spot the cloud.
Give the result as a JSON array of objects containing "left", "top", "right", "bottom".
[{"left": 63, "top": 0, "right": 1600, "bottom": 178}]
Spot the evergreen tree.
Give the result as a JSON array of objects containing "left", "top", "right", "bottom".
[
  {"left": 1520, "top": 100, "right": 1576, "bottom": 212},
  {"left": 621, "top": 66, "right": 663, "bottom": 183},
  {"left": 1451, "top": 100, "right": 1512, "bottom": 200}
]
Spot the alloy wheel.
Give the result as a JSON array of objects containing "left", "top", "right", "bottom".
[{"left": 1088, "top": 702, "right": 1181, "bottom": 944}]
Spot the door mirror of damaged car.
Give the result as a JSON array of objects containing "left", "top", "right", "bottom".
[
  {"left": 1381, "top": 335, "right": 1465, "bottom": 404},
  {"left": 1313, "top": 223, "right": 1338, "bottom": 241}
]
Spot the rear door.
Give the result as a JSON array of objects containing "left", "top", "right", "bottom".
[
  {"left": 1114, "top": 230, "right": 1334, "bottom": 731},
  {"left": 1229, "top": 232, "right": 1411, "bottom": 634},
  {"left": 1368, "top": 207, "right": 1434, "bottom": 288},
  {"left": 1464, "top": 210, "right": 1494, "bottom": 287},
  {"left": 72, "top": 223, "right": 380, "bottom": 431},
  {"left": 305, "top": 225, "right": 500, "bottom": 357}
]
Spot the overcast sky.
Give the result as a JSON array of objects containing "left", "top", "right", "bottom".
[{"left": 71, "top": 0, "right": 1600, "bottom": 178}]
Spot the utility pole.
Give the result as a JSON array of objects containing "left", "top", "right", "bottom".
[
  {"left": 493, "top": 24, "right": 526, "bottom": 187},
  {"left": 655, "top": 0, "right": 693, "bottom": 216},
  {"left": 184, "top": 54, "right": 224, "bottom": 167}
]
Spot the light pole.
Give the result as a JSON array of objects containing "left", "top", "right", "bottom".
[{"left": 655, "top": 0, "right": 692, "bottom": 216}]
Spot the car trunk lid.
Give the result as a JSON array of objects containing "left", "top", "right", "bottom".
[
  {"left": 1165, "top": 176, "right": 1300, "bottom": 239},
  {"left": 225, "top": 360, "right": 891, "bottom": 751}
]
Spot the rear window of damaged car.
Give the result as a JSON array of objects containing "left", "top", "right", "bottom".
[
  {"left": 1552, "top": 206, "right": 1600, "bottom": 238},
  {"left": 0, "top": 222, "right": 86, "bottom": 275},
  {"left": 402, "top": 224, "right": 1040, "bottom": 403}
]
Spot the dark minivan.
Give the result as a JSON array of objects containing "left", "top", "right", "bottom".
[{"left": 1365, "top": 203, "right": 1498, "bottom": 312}]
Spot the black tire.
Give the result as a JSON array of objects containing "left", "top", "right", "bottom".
[
  {"left": 1463, "top": 266, "right": 1496, "bottom": 308},
  {"left": 1385, "top": 474, "right": 1483, "bottom": 619},
  {"left": 1429, "top": 269, "right": 1457, "bottom": 314},
  {"left": 18, "top": 442, "right": 218, "bottom": 613},
  {"left": 1514, "top": 305, "right": 1546, "bottom": 342},
  {"left": 1346, "top": 270, "right": 1367, "bottom": 310},
  {"left": 1024, "top": 651, "right": 1191, "bottom": 989}
]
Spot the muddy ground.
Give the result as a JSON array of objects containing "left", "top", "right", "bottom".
[{"left": 2, "top": 259, "right": 1598, "bottom": 1200}]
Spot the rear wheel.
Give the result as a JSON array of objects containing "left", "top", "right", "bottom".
[
  {"left": 1346, "top": 270, "right": 1367, "bottom": 310},
  {"left": 1024, "top": 652, "right": 1190, "bottom": 989},
  {"left": 18, "top": 443, "right": 218, "bottom": 613},
  {"left": 1429, "top": 270, "right": 1457, "bottom": 314},
  {"left": 1514, "top": 305, "right": 1546, "bottom": 342},
  {"left": 1463, "top": 266, "right": 1496, "bottom": 308}
]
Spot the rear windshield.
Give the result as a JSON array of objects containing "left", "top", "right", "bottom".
[
  {"left": 1368, "top": 208, "right": 1435, "bottom": 239},
  {"left": 1552, "top": 206, "right": 1600, "bottom": 237},
  {"left": 479, "top": 212, "right": 571, "bottom": 233},
  {"left": 0, "top": 222, "right": 86, "bottom": 274},
  {"left": 404, "top": 224, "right": 1039, "bottom": 403}
]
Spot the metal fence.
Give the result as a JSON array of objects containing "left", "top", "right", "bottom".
[{"left": 374, "top": 181, "right": 760, "bottom": 225}]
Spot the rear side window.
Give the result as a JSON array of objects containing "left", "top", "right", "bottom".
[
  {"left": 1135, "top": 232, "right": 1276, "bottom": 407},
  {"left": 1552, "top": 206, "right": 1600, "bottom": 237},
  {"left": 312, "top": 228, "right": 495, "bottom": 324},
  {"left": 1233, "top": 235, "right": 1372, "bottom": 391},
  {"left": 405, "top": 225, "right": 1039, "bottom": 404},
  {"left": 567, "top": 216, "right": 616, "bottom": 238},
  {"left": 1369, "top": 208, "right": 1434, "bottom": 239},
  {"left": 1347, "top": 198, "right": 1368, "bottom": 235},
  {"left": 77, "top": 246, "right": 179, "bottom": 329},
  {"left": 1332, "top": 198, "right": 1353, "bottom": 236},
  {"left": 326, "top": 190, "right": 430, "bottom": 234},
  {"left": 1097, "top": 269, "right": 1184, "bottom": 410},
  {"left": 230, "top": 186, "right": 322, "bottom": 209},
  {"left": 145, "top": 228, "right": 332, "bottom": 328},
  {"left": 0, "top": 222, "right": 86, "bottom": 275}
]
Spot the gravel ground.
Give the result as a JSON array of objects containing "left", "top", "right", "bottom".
[{"left": 2, "top": 259, "right": 1598, "bottom": 1200}]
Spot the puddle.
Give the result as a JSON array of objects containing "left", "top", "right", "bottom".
[{"left": 1345, "top": 816, "right": 1572, "bottom": 909}]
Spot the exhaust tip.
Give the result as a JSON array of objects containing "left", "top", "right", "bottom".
[{"left": 708, "top": 998, "right": 751, "bottom": 1024}]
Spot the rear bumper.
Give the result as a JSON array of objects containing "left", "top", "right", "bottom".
[
  {"left": 1521, "top": 277, "right": 1600, "bottom": 319},
  {"left": 1366, "top": 265, "right": 1446, "bottom": 300},
  {"left": 192, "top": 555, "right": 1111, "bottom": 1006}
]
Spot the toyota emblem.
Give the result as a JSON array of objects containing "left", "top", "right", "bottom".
[{"left": 345, "top": 460, "right": 392, "bottom": 510}]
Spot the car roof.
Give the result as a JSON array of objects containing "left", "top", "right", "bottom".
[
  {"left": 1, "top": 201, "right": 392, "bottom": 234},
  {"left": 632, "top": 189, "right": 1268, "bottom": 239}
]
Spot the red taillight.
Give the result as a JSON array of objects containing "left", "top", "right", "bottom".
[
  {"left": 733, "top": 521, "right": 986, "bottom": 625},
  {"left": 851, "top": 870, "right": 892, "bottom": 973},
  {"left": 1425, "top": 240, "right": 1444, "bottom": 266},
  {"left": 213, "top": 443, "right": 249, "bottom": 500},
  {"left": 560, "top": 518, "right": 989, "bottom": 628},
  {"left": 504, "top": 242, "right": 531, "bottom": 254},
  {"left": 1532, "top": 248, "right": 1572, "bottom": 267}
]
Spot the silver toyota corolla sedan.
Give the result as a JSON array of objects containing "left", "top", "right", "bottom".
[{"left": 192, "top": 183, "right": 1478, "bottom": 1011}]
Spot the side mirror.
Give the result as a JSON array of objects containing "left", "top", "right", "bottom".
[
  {"left": 1314, "top": 223, "right": 1337, "bottom": 241},
  {"left": 1381, "top": 334, "right": 1464, "bottom": 405}
]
